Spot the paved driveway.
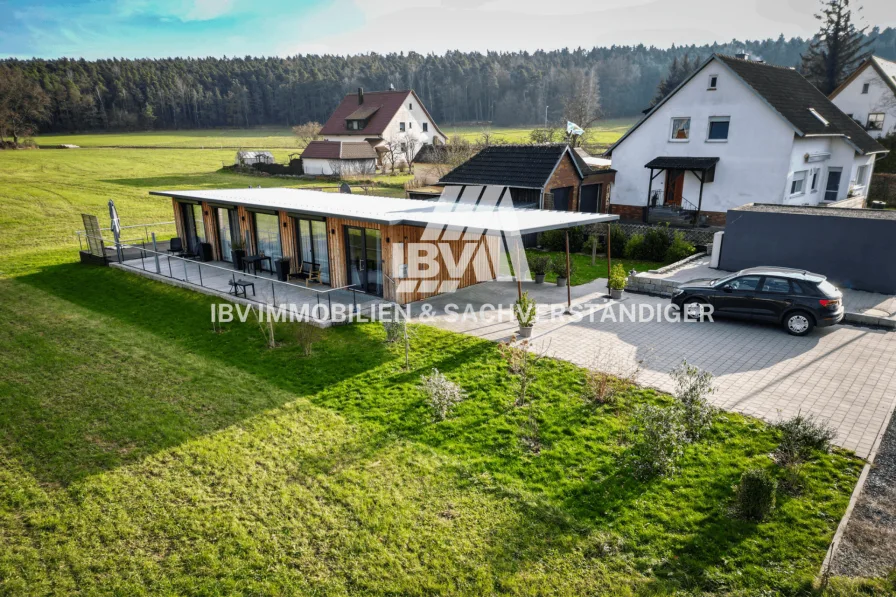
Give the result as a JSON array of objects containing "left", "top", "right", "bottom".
[{"left": 414, "top": 280, "right": 896, "bottom": 458}]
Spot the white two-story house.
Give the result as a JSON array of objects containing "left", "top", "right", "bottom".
[
  {"left": 303, "top": 88, "right": 447, "bottom": 175},
  {"left": 605, "top": 54, "right": 888, "bottom": 226},
  {"left": 830, "top": 55, "right": 896, "bottom": 139}
]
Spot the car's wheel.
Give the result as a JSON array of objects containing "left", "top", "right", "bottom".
[
  {"left": 682, "top": 298, "right": 709, "bottom": 321},
  {"left": 784, "top": 311, "right": 814, "bottom": 336}
]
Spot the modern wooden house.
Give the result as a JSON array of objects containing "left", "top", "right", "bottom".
[{"left": 154, "top": 187, "right": 617, "bottom": 305}]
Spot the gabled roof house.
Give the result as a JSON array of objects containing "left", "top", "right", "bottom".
[
  {"left": 606, "top": 54, "right": 888, "bottom": 226},
  {"left": 830, "top": 55, "right": 896, "bottom": 139},
  {"left": 303, "top": 88, "right": 447, "bottom": 173}
]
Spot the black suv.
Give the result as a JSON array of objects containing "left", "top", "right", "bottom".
[{"left": 671, "top": 267, "right": 844, "bottom": 336}]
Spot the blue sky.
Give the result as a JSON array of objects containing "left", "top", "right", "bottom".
[{"left": 2, "top": 0, "right": 894, "bottom": 59}]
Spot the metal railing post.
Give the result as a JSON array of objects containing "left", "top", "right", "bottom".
[
  {"left": 167, "top": 256, "right": 173, "bottom": 278},
  {"left": 151, "top": 233, "right": 161, "bottom": 274},
  {"left": 183, "top": 257, "right": 190, "bottom": 283},
  {"left": 198, "top": 262, "right": 203, "bottom": 287},
  {"left": 272, "top": 281, "right": 276, "bottom": 307}
]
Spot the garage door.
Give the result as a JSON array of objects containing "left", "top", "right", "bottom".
[{"left": 580, "top": 184, "right": 602, "bottom": 213}]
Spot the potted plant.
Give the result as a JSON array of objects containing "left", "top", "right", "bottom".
[
  {"left": 551, "top": 254, "right": 575, "bottom": 287},
  {"left": 230, "top": 239, "right": 246, "bottom": 271},
  {"left": 530, "top": 254, "right": 551, "bottom": 284},
  {"left": 608, "top": 263, "right": 627, "bottom": 299},
  {"left": 514, "top": 291, "right": 537, "bottom": 338}
]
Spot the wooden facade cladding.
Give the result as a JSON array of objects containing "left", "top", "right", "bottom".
[
  {"left": 172, "top": 198, "right": 186, "bottom": 241},
  {"left": 236, "top": 206, "right": 256, "bottom": 254},
  {"left": 278, "top": 211, "right": 301, "bottom": 274},
  {"left": 200, "top": 202, "right": 221, "bottom": 260},
  {"left": 326, "top": 217, "right": 380, "bottom": 290}
]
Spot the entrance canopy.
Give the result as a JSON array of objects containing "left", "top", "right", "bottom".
[
  {"left": 644, "top": 156, "right": 719, "bottom": 170},
  {"left": 151, "top": 187, "right": 618, "bottom": 235}
]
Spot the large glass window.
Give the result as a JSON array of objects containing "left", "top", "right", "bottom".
[
  {"left": 217, "top": 207, "right": 237, "bottom": 262},
  {"left": 707, "top": 116, "right": 730, "bottom": 141},
  {"left": 295, "top": 217, "right": 330, "bottom": 284},
  {"left": 670, "top": 117, "right": 690, "bottom": 141},
  {"left": 192, "top": 204, "right": 205, "bottom": 243},
  {"left": 252, "top": 212, "right": 282, "bottom": 262}
]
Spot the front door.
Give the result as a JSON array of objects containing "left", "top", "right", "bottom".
[
  {"left": 664, "top": 170, "right": 684, "bottom": 206},
  {"left": 345, "top": 227, "right": 382, "bottom": 296},
  {"left": 824, "top": 168, "right": 843, "bottom": 202}
]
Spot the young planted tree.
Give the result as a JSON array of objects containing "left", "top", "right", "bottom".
[
  {"left": 800, "top": 0, "right": 870, "bottom": 95},
  {"left": 0, "top": 66, "right": 50, "bottom": 147}
]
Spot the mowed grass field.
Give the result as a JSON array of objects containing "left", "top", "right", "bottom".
[
  {"left": 34, "top": 119, "right": 636, "bottom": 149},
  {"left": 0, "top": 141, "right": 886, "bottom": 595}
]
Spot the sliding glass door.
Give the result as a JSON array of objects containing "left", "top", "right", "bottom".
[
  {"left": 252, "top": 212, "right": 282, "bottom": 266},
  {"left": 293, "top": 217, "right": 330, "bottom": 284},
  {"left": 345, "top": 226, "right": 382, "bottom": 296},
  {"left": 216, "top": 207, "right": 239, "bottom": 262},
  {"left": 179, "top": 202, "right": 204, "bottom": 248}
]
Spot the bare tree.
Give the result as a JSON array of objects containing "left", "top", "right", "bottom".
[
  {"left": 0, "top": 66, "right": 50, "bottom": 147},
  {"left": 562, "top": 67, "right": 602, "bottom": 147},
  {"left": 291, "top": 121, "right": 322, "bottom": 147},
  {"left": 398, "top": 132, "right": 420, "bottom": 174},
  {"left": 380, "top": 137, "right": 403, "bottom": 174}
]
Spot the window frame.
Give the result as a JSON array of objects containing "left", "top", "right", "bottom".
[
  {"left": 790, "top": 170, "right": 808, "bottom": 196},
  {"left": 706, "top": 116, "right": 730, "bottom": 142},
  {"left": 867, "top": 113, "right": 885, "bottom": 131},
  {"left": 669, "top": 117, "right": 691, "bottom": 142},
  {"left": 810, "top": 168, "right": 820, "bottom": 193},
  {"left": 399, "top": 121, "right": 406, "bottom": 132},
  {"left": 708, "top": 74, "right": 718, "bottom": 90},
  {"left": 422, "top": 122, "right": 428, "bottom": 132},
  {"left": 855, "top": 164, "right": 869, "bottom": 188},
  {"left": 861, "top": 82, "right": 870, "bottom": 94}
]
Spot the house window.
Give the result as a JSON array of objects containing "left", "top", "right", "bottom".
[
  {"left": 867, "top": 113, "right": 885, "bottom": 131},
  {"left": 862, "top": 82, "right": 870, "bottom": 94},
  {"left": 708, "top": 75, "right": 718, "bottom": 90},
  {"left": 400, "top": 142, "right": 407, "bottom": 152},
  {"left": 346, "top": 119, "right": 364, "bottom": 130},
  {"left": 707, "top": 116, "right": 730, "bottom": 141},
  {"left": 810, "top": 169, "right": 820, "bottom": 192},
  {"left": 670, "top": 117, "right": 690, "bottom": 141},
  {"left": 408, "top": 122, "right": 412, "bottom": 129},
  {"left": 422, "top": 122, "right": 428, "bottom": 132},
  {"left": 399, "top": 122, "right": 406, "bottom": 132},
  {"left": 790, "top": 170, "right": 807, "bottom": 195},
  {"left": 409, "top": 102, "right": 413, "bottom": 110},
  {"left": 855, "top": 165, "right": 869, "bottom": 187}
]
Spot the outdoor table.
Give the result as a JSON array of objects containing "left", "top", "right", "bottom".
[{"left": 243, "top": 254, "right": 272, "bottom": 275}]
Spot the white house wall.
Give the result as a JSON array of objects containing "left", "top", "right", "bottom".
[
  {"left": 611, "top": 60, "right": 796, "bottom": 214},
  {"left": 831, "top": 66, "right": 896, "bottom": 138},
  {"left": 382, "top": 95, "right": 446, "bottom": 157}
]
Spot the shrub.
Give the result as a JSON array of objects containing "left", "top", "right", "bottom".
[
  {"left": 609, "top": 223, "right": 628, "bottom": 258},
  {"left": 734, "top": 468, "right": 777, "bottom": 521},
  {"left": 514, "top": 291, "right": 537, "bottom": 328},
  {"left": 583, "top": 350, "right": 642, "bottom": 408},
  {"left": 642, "top": 226, "right": 673, "bottom": 261},
  {"left": 623, "top": 233, "right": 645, "bottom": 259},
  {"left": 530, "top": 254, "right": 551, "bottom": 276},
  {"left": 549, "top": 254, "right": 576, "bottom": 279},
  {"left": 420, "top": 368, "right": 466, "bottom": 421},
  {"left": 541, "top": 226, "right": 586, "bottom": 253},
  {"left": 608, "top": 263, "right": 628, "bottom": 290},
  {"left": 295, "top": 322, "right": 322, "bottom": 357},
  {"left": 626, "top": 404, "right": 686, "bottom": 480},
  {"left": 670, "top": 360, "right": 716, "bottom": 442},
  {"left": 383, "top": 320, "right": 406, "bottom": 343},
  {"left": 665, "top": 231, "right": 696, "bottom": 263},
  {"left": 774, "top": 413, "right": 837, "bottom": 465}
]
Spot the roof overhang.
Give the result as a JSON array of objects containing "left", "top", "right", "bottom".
[
  {"left": 151, "top": 187, "right": 617, "bottom": 235},
  {"left": 645, "top": 156, "right": 720, "bottom": 170}
]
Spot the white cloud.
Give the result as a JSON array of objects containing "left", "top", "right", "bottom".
[{"left": 183, "top": 0, "right": 238, "bottom": 21}]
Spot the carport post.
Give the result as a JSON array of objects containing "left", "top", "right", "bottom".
[
  {"left": 606, "top": 222, "right": 612, "bottom": 297},
  {"left": 565, "top": 229, "right": 572, "bottom": 312}
]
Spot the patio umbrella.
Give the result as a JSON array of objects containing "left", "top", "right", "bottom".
[{"left": 108, "top": 199, "right": 123, "bottom": 262}]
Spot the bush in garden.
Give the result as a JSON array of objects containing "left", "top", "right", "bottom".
[
  {"left": 608, "top": 263, "right": 628, "bottom": 291},
  {"left": 625, "top": 404, "right": 686, "bottom": 480},
  {"left": 420, "top": 368, "right": 466, "bottom": 421},
  {"left": 540, "top": 226, "right": 585, "bottom": 253},
  {"left": 641, "top": 226, "right": 673, "bottom": 261},
  {"left": 733, "top": 468, "right": 777, "bottom": 521},
  {"left": 609, "top": 223, "right": 628, "bottom": 258},
  {"left": 549, "top": 253, "right": 576, "bottom": 279},
  {"left": 294, "top": 322, "right": 322, "bottom": 357},
  {"left": 383, "top": 320, "right": 406, "bottom": 343},
  {"left": 665, "top": 231, "right": 696, "bottom": 263},
  {"left": 530, "top": 254, "right": 551, "bottom": 276},
  {"left": 774, "top": 413, "right": 837, "bottom": 465},
  {"left": 670, "top": 360, "right": 716, "bottom": 442},
  {"left": 624, "top": 233, "right": 645, "bottom": 259}
]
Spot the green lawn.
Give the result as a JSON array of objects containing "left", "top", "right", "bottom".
[
  {"left": 526, "top": 250, "right": 661, "bottom": 286},
  {"left": 0, "top": 145, "right": 881, "bottom": 595},
  {"left": 446, "top": 119, "right": 635, "bottom": 146}
]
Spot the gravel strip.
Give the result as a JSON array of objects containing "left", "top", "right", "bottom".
[{"left": 831, "top": 410, "right": 896, "bottom": 577}]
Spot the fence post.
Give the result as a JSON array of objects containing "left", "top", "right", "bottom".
[
  {"left": 183, "top": 257, "right": 190, "bottom": 283},
  {"left": 167, "top": 256, "right": 173, "bottom": 278},
  {"left": 151, "top": 233, "right": 161, "bottom": 274},
  {"left": 272, "top": 281, "right": 276, "bottom": 307},
  {"left": 198, "top": 262, "right": 203, "bottom": 287}
]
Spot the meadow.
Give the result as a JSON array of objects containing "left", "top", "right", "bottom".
[{"left": 0, "top": 141, "right": 888, "bottom": 595}]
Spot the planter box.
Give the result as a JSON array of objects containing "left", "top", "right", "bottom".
[
  {"left": 556, "top": 277, "right": 568, "bottom": 287},
  {"left": 518, "top": 325, "right": 533, "bottom": 339},
  {"left": 534, "top": 274, "right": 546, "bottom": 284}
]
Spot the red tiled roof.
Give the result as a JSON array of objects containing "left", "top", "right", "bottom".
[
  {"left": 301, "top": 140, "right": 377, "bottom": 160},
  {"left": 318, "top": 89, "right": 445, "bottom": 139}
]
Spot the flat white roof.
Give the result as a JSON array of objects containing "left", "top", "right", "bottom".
[{"left": 150, "top": 187, "right": 618, "bottom": 234}]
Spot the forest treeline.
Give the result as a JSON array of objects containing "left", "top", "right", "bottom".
[{"left": 3, "top": 28, "right": 895, "bottom": 133}]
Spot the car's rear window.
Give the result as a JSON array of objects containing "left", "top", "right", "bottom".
[{"left": 817, "top": 280, "right": 839, "bottom": 297}]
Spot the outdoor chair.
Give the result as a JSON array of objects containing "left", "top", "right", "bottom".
[
  {"left": 167, "top": 237, "right": 183, "bottom": 254},
  {"left": 289, "top": 260, "right": 323, "bottom": 287},
  {"left": 180, "top": 240, "right": 200, "bottom": 260}
]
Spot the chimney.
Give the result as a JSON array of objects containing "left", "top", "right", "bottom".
[
  {"left": 735, "top": 52, "right": 750, "bottom": 61},
  {"left": 358, "top": 87, "right": 364, "bottom": 105}
]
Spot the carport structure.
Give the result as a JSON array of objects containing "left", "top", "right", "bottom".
[{"left": 150, "top": 186, "right": 619, "bottom": 307}]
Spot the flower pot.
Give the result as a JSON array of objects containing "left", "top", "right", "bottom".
[
  {"left": 610, "top": 288, "right": 623, "bottom": 300},
  {"left": 556, "top": 277, "right": 568, "bottom": 287},
  {"left": 231, "top": 249, "right": 246, "bottom": 271},
  {"left": 534, "top": 273, "right": 546, "bottom": 284},
  {"left": 518, "top": 325, "right": 534, "bottom": 339}
]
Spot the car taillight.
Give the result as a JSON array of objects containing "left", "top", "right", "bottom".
[{"left": 819, "top": 299, "right": 840, "bottom": 309}]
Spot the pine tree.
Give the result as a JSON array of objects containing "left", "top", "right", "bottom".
[
  {"left": 801, "top": 0, "right": 871, "bottom": 94},
  {"left": 651, "top": 54, "right": 699, "bottom": 107}
]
